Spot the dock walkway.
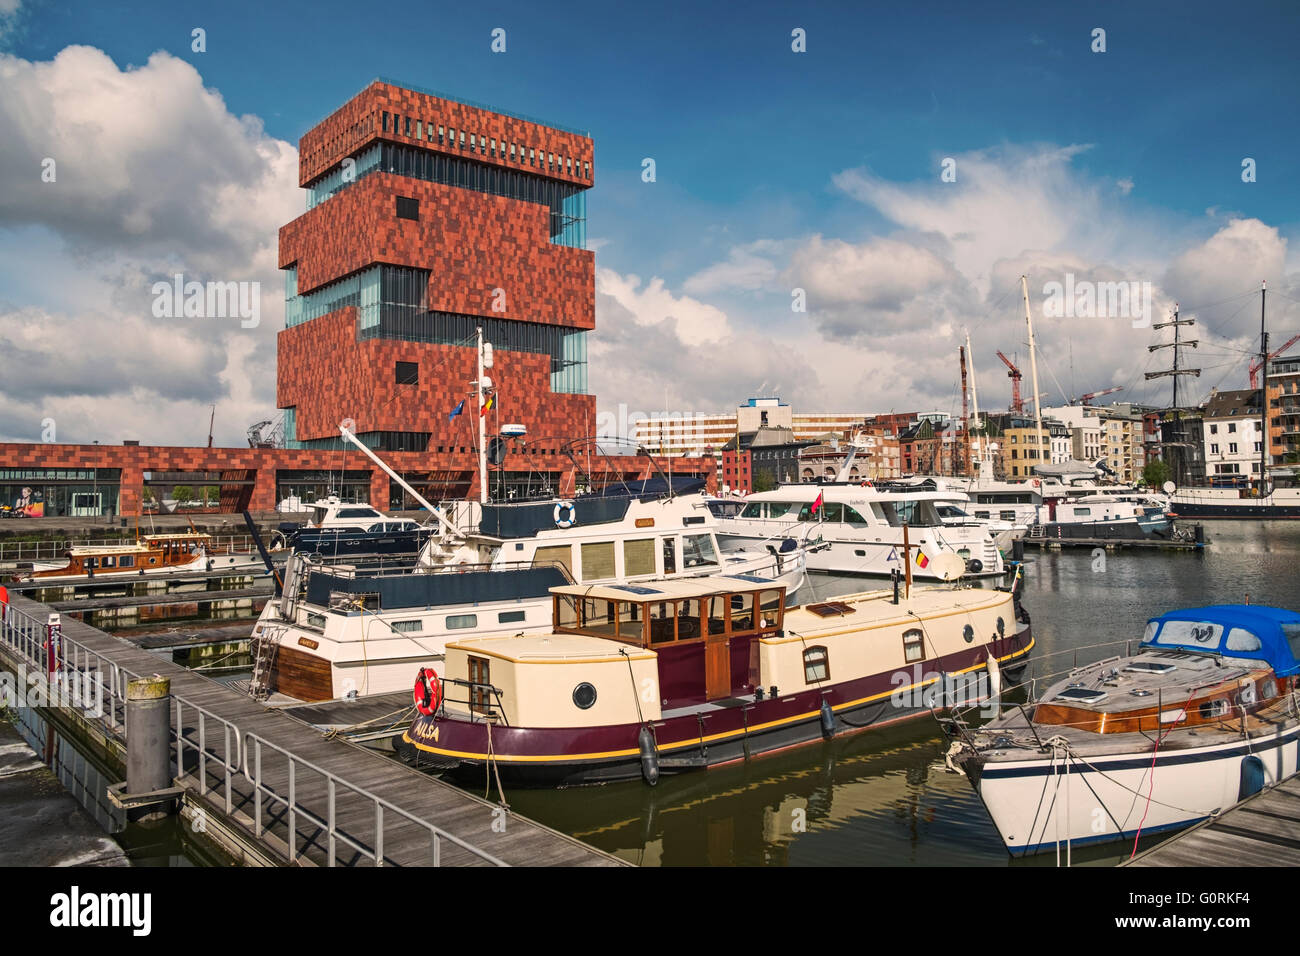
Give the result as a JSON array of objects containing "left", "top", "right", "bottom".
[
  {"left": 1127, "top": 775, "right": 1300, "bottom": 866},
  {"left": 0, "top": 594, "right": 623, "bottom": 867}
]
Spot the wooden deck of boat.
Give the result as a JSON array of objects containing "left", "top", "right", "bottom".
[
  {"left": 1, "top": 594, "right": 624, "bottom": 868},
  {"left": 1127, "top": 775, "right": 1300, "bottom": 867}
]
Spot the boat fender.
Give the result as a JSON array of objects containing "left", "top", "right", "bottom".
[
  {"left": 967, "top": 558, "right": 984, "bottom": 574},
  {"left": 986, "top": 651, "right": 1002, "bottom": 700},
  {"left": 819, "top": 698, "right": 836, "bottom": 739},
  {"left": 554, "top": 500, "right": 577, "bottom": 529},
  {"left": 638, "top": 725, "right": 660, "bottom": 787},
  {"left": 413, "top": 667, "right": 442, "bottom": 716}
]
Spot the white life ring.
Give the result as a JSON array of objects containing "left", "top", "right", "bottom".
[{"left": 554, "top": 500, "right": 576, "bottom": 528}]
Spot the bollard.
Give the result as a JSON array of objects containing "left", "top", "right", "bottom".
[
  {"left": 126, "top": 676, "right": 172, "bottom": 816},
  {"left": 1012, "top": 537, "right": 1025, "bottom": 562}
]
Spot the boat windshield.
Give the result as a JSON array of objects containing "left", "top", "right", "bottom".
[{"left": 877, "top": 500, "right": 942, "bottom": 527}]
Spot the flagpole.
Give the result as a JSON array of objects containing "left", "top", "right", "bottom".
[
  {"left": 903, "top": 522, "right": 913, "bottom": 600},
  {"left": 477, "top": 326, "right": 488, "bottom": 505}
]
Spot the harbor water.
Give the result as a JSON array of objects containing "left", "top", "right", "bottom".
[{"left": 490, "top": 520, "right": 1300, "bottom": 866}]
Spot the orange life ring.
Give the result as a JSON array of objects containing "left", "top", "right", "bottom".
[{"left": 413, "top": 667, "right": 442, "bottom": 715}]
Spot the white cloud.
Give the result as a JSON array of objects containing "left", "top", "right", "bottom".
[
  {"left": 0, "top": 46, "right": 298, "bottom": 445},
  {"left": 596, "top": 267, "right": 731, "bottom": 346}
]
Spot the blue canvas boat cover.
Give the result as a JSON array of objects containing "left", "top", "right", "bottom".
[{"left": 1141, "top": 604, "right": 1300, "bottom": 677}]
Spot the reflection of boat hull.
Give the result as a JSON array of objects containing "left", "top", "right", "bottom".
[
  {"left": 964, "top": 718, "right": 1300, "bottom": 856},
  {"left": 400, "top": 625, "right": 1033, "bottom": 787}
]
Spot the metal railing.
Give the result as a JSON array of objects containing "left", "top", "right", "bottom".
[
  {"left": 0, "top": 534, "right": 259, "bottom": 564},
  {"left": 0, "top": 598, "right": 508, "bottom": 867}
]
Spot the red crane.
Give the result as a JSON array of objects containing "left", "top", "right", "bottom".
[
  {"left": 1074, "top": 385, "right": 1124, "bottom": 406},
  {"left": 1249, "top": 333, "right": 1300, "bottom": 388},
  {"left": 996, "top": 351, "right": 1023, "bottom": 414}
]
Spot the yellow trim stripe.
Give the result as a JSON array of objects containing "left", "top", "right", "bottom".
[{"left": 405, "top": 636, "right": 1035, "bottom": 763}]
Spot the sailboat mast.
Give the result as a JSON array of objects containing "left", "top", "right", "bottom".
[
  {"left": 477, "top": 326, "right": 488, "bottom": 505},
  {"left": 1021, "top": 275, "right": 1046, "bottom": 476},
  {"left": 1260, "top": 280, "right": 1269, "bottom": 495},
  {"left": 966, "top": 330, "right": 987, "bottom": 474}
]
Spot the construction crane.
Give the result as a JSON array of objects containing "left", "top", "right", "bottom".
[
  {"left": 1072, "top": 385, "right": 1124, "bottom": 406},
  {"left": 996, "top": 350, "right": 1023, "bottom": 414},
  {"left": 1249, "top": 332, "right": 1300, "bottom": 388}
]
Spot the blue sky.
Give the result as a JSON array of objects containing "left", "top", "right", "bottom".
[{"left": 1, "top": 0, "right": 1298, "bottom": 442}]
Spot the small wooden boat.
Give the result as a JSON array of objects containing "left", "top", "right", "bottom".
[
  {"left": 950, "top": 604, "right": 1300, "bottom": 856},
  {"left": 22, "top": 532, "right": 262, "bottom": 582},
  {"left": 397, "top": 569, "right": 1033, "bottom": 787}
]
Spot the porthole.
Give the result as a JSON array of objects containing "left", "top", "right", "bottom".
[
  {"left": 572, "top": 682, "right": 597, "bottom": 710},
  {"left": 963, "top": 624, "right": 975, "bottom": 644}
]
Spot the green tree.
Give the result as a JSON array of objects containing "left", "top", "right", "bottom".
[
  {"left": 172, "top": 485, "right": 194, "bottom": 507},
  {"left": 751, "top": 470, "right": 776, "bottom": 493},
  {"left": 141, "top": 486, "right": 155, "bottom": 505},
  {"left": 201, "top": 485, "right": 220, "bottom": 506},
  {"left": 1141, "top": 459, "right": 1171, "bottom": 489}
]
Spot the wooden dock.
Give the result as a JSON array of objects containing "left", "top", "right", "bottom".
[
  {"left": 1021, "top": 536, "right": 1204, "bottom": 552},
  {"left": 1127, "top": 775, "right": 1300, "bottom": 867},
  {"left": 47, "top": 586, "right": 272, "bottom": 614},
  {"left": 0, "top": 593, "right": 625, "bottom": 867}
]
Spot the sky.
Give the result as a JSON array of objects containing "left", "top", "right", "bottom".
[{"left": 1, "top": 0, "right": 1298, "bottom": 445}]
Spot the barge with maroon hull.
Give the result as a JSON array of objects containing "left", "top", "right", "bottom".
[{"left": 399, "top": 570, "right": 1032, "bottom": 787}]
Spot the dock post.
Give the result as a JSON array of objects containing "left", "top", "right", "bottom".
[{"left": 112, "top": 675, "right": 182, "bottom": 822}]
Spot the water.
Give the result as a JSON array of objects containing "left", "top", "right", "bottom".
[{"left": 492, "top": 521, "right": 1300, "bottom": 866}]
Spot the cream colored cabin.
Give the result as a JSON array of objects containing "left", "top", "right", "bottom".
[{"left": 437, "top": 575, "right": 1021, "bottom": 728}]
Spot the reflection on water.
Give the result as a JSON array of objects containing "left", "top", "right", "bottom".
[
  {"left": 480, "top": 521, "right": 1300, "bottom": 866},
  {"left": 10, "top": 707, "right": 227, "bottom": 866}
]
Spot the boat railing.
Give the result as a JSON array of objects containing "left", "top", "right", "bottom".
[
  {"left": 0, "top": 598, "right": 508, "bottom": 867},
  {"left": 0, "top": 534, "right": 260, "bottom": 565},
  {"left": 302, "top": 557, "right": 576, "bottom": 585},
  {"left": 436, "top": 676, "right": 510, "bottom": 726}
]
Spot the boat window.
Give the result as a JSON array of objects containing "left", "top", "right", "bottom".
[
  {"left": 682, "top": 534, "right": 718, "bottom": 569},
  {"left": 391, "top": 619, "right": 423, "bottom": 633},
  {"left": 338, "top": 508, "right": 381, "bottom": 518},
  {"left": 1198, "top": 697, "right": 1230, "bottom": 720},
  {"left": 533, "top": 544, "right": 573, "bottom": 578},
  {"left": 1225, "top": 628, "right": 1263, "bottom": 653},
  {"left": 757, "top": 590, "right": 784, "bottom": 627},
  {"left": 648, "top": 602, "right": 676, "bottom": 643},
  {"left": 580, "top": 541, "right": 616, "bottom": 581},
  {"left": 306, "top": 612, "right": 327, "bottom": 629},
  {"left": 1074, "top": 507, "right": 1091, "bottom": 516},
  {"left": 843, "top": 506, "right": 868, "bottom": 526},
  {"left": 740, "top": 502, "right": 764, "bottom": 518},
  {"left": 102, "top": 556, "right": 116, "bottom": 568},
  {"left": 555, "top": 595, "right": 579, "bottom": 629},
  {"left": 120, "top": 555, "right": 134, "bottom": 568},
  {"left": 875, "top": 502, "right": 901, "bottom": 527},
  {"left": 768, "top": 502, "right": 798, "bottom": 518},
  {"left": 580, "top": 598, "right": 618, "bottom": 638},
  {"left": 498, "top": 610, "right": 526, "bottom": 624},
  {"left": 1150, "top": 620, "right": 1224, "bottom": 651},
  {"left": 1054, "top": 687, "right": 1109, "bottom": 704},
  {"left": 1283, "top": 623, "right": 1300, "bottom": 659},
  {"left": 676, "top": 599, "right": 702, "bottom": 640},
  {"left": 662, "top": 538, "right": 676, "bottom": 575},
  {"left": 706, "top": 595, "right": 728, "bottom": 635},
  {"left": 447, "top": 614, "right": 478, "bottom": 629},
  {"left": 903, "top": 628, "right": 926, "bottom": 663},
  {"left": 1000, "top": 510, "right": 1017, "bottom": 521},
  {"left": 617, "top": 601, "right": 644, "bottom": 643},
  {"left": 468, "top": 655, "right": 492, "bottom": 715},
  {"left": 730, "top": 593, "right": 755, "bottom": 631},
  {"left": 803, "top": 645, "right": 830, "bottom": 683},
  {"left": 623, "top": 538, "right": 656, "bottom": 577}
]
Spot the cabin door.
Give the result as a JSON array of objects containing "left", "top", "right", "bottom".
[{"left": 704, "top": 633, "right": 730, "bottom": 700}]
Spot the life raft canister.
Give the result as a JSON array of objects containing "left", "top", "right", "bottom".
[
  {"left": 413, "top": 667, "right": 442, "bottom": 716},
  {"left": 554, "top": 500, "right": 577, "bottom": 529}
]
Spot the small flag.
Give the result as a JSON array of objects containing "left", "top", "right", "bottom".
[
  {"left": 480, "top": 395, "right": 494, "bottom": 417},
  {"left": 447, "top": 400, "right": 465, "bottom": 422},
  {"left": 914, "top": 550, "right": 930, "bottom": 569},
  {"left": 811, "top": 491, "right": 824, "bottom": 516}
]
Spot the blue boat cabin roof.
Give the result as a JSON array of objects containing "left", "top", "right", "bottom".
[{"left": 1141, "top": 605, "right": 1300, "bottom": 677}]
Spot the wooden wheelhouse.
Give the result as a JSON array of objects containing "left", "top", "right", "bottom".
[
  {"left": 550, "top": 577, "right": 787, "bottom": 703},
  {"left": 30, "top": 532, "right": 211, "bottom": 579}
]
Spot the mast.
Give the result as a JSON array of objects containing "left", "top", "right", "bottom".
[
  {"left": 1260, "top": 280, "right": 1269, "bottom": 496},
  {"left": 476, "top": 326, "right": 488, "bottom": 504},
  {"left": 1146, "top": 306, "right": 1200, "bottom": 486},
  {"left": 966, "top": 330, "right": 989, "bottom": 479},
  {"left": 959, "top": 346, "right": 970, "bottom": 477},
  {"left": 1021, "top": 276, "right": 1045, "bottom": 478}
]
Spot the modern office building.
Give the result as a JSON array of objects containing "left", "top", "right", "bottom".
[{"left": 0, "top": 80, "right": 711, "bottom": 516}]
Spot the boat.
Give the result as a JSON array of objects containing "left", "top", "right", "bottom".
[
  {"left": 1168, "top": 486, "right": 1300, "bottom": 519},
  {"left": 272, "top": 495, "right": 436, "bottom": 558},
  {"left": 710, "top": 482, "right": 1006, "bottom": 579},
  {"left": 396, "top": 561, "right": 1033, "bottom": 787},
  {"left": 19, "top": 532, "right": 265, "bottom": 583},
  {"left": 248, "top": 488, "right": 811, "bottom": 703},
  {"left": 949, "top": 603, "right": 1300, "bottom": 857}
]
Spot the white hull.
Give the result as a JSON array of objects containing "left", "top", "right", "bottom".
[
  {"left": 719, "top": 527, "right": 1002, "bottom": 579},
  {"left": 971, "top": 722, "right": 1300, "bottom": 855}
]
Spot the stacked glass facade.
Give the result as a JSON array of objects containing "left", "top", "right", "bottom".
[
  {"left": 304, "top": 142, "right": 586, "bottom": 248},
  {"left": 0, "top": 468, "right": 122, "bottom": 518}
]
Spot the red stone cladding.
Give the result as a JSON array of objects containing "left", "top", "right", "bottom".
[
  {"left": 0, "top": 443, "right": 714, "bottom": 515},
  {"left": 276, "top": 306, "right": 595, "bottom": 444},
  {"left": 298, "top": 81, "right": 593, "bottom": 189},
  {"left": 279, "top": 173, "right": 593, "bottom": 330}
]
